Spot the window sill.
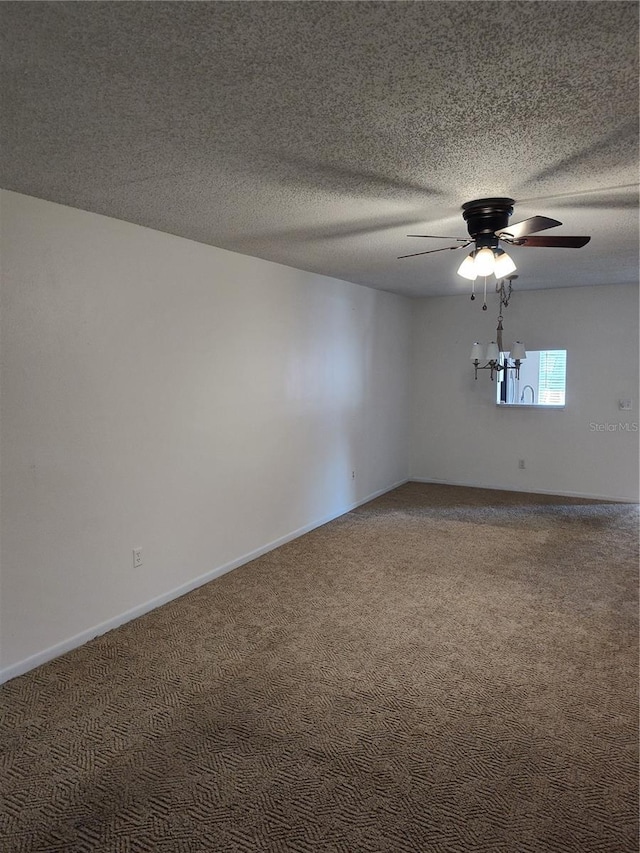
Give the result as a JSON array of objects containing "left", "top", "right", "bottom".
[{"left": 496, "top": 403, "right": 566, "bottom": 409}]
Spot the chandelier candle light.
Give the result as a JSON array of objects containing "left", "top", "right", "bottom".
[{"left": 470, "top": 339, "right": 526, "bottom": 381}]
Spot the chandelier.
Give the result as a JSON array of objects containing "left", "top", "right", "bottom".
[{"left": 470, "top": 275, "right": 526, "bottom": 380}]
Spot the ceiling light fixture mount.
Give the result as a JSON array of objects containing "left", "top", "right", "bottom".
[{"left": 462, "top": 197, "right": 514, "bottom": 248}]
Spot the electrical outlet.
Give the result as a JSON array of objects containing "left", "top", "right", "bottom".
[
  {"left": 133, "top": 548, "right": 143, "bottom": 568},
  {"left": 619, "top": 399, "right": 632, "bottom": 411},
  {"left": 518, "top": 459, "right": 525, "bottom": 469},
  {"left": 351, "top": 470, "right": 356, "bottom": 480}
]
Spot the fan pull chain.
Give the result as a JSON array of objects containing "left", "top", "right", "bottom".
[
  {"left": 470, "top": 280, "right": 475, "bottom": 301},
  {"left": 482, "top": 277, "right": 488, "bottom": 310}
]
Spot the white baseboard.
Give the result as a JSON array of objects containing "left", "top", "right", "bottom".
[
  {"left": 0, "top": 477, "right": 409, "bottom": 685},
  {"left": 410, "top": 476, "right": 639, "bottom": 504}
]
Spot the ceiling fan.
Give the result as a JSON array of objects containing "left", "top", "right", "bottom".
[{"left": 398, "top": 197, "right": 591, "bottom": 282}]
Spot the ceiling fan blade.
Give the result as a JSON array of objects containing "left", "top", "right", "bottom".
[
  {"left": 406, "top": 234, "right": 468, "bottom": 240},
  {"left": 495, "top": 215, "right": 562, "bottom": 240},
  {"left": 509, "top": 235, "right": 591, "bottom": 248},
  {"left": 397, "top": 243, "right": 470, "bottom": 260}
]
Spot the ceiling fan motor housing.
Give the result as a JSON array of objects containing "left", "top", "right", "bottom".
[{"left": 462, "top": 197, "right": 515, "bottom": 248}]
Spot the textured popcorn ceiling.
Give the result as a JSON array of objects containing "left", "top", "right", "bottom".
[{"left": 1, "top": 1, "right": 638, "bottom": 297}]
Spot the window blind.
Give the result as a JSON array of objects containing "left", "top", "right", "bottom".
[{"left": 538, "top": 350, "right": 566, "bottom": 405}]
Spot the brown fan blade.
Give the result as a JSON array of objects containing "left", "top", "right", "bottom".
[
  {"left": 509, "top": 235, "right": 591, "bottom": 248},
  {"left": 406, "top": 234, "right": 468, "bottom": 240},
  {"left": 495, "top": 215, "right": 562, "bottom": 240},
  {"left": 397, "top": 242, "right": 470, "bottom": 259}
]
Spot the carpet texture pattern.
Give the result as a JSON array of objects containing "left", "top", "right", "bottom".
[{"left": 1, "top": 483, "right": 638, "bottom": 852}]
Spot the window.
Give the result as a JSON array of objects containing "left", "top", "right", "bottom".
[
  {"left": 497, "top": 350, "right": 567, "bottom": 407},
  {"left": 537, "top": 350, "right": 566, "bottom": 406}
]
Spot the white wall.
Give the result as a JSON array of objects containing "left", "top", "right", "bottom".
[
  {"left": 411, "top": 283, "right": 639, "bottom": 501},
  {"left": 0, "top": 190, "right": 411, "bottom": 679}
]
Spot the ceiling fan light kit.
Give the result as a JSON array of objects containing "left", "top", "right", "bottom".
[{"left": 456, "top": 246, "right": 518, "bottom": 281}]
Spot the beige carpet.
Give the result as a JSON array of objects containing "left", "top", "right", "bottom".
[{"left": 1, "top": 482, "right": 638, "bottom": 852}]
